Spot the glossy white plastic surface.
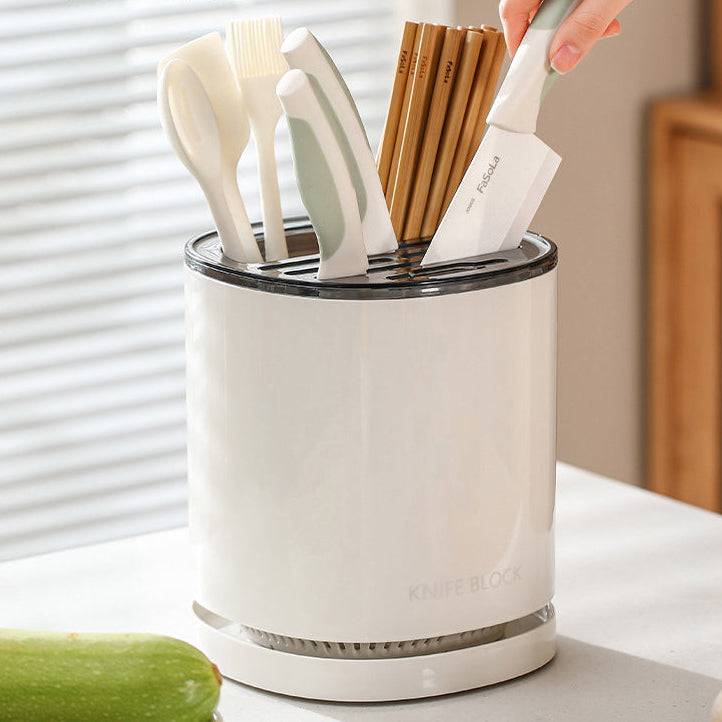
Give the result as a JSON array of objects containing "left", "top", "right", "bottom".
[{"left": 185, "top": 265, "right": 557, "bottom": 650}]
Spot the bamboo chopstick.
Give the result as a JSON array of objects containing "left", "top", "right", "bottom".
[
  {"left": 376, "top": 21, "right": 419, "bottom": 194},
  {"left": 385, "top": 27, "right": 423, "bottom": 205},
  {"left": 418, "top": 28, "right": 484, "bottom": 240},
  {"left": 438, "top": 27, "right": 501, "bottom": 222},
  {"left": 388, "top": 23, "right": 445, "bottom": 240},
  {"left": 402, "top": 27, "right": 465, "bottom": 241},
  {"left": 464, "top": 28, "right": 507, "bottom": 168}
]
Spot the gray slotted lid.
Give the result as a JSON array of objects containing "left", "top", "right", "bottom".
[{"left": 184, "top": 218, "right": 557, "bottom": 300}]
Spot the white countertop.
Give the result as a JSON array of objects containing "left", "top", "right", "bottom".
[{"left": 2, "top": 463, "right": 721, "bottom": 720}]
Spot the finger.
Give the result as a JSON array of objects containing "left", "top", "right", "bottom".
[
  {"left": 601, "top": 18, "right": 622, "bottom": 38},
  {"left": 499, "top": 0, "right": 542, "bottom": 58},
  {"left": 550, "top": 0, "right": 632, "bottom": 73}
]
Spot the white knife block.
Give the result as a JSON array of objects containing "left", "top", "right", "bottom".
[{"left": 184, "top": 220, "right": 558, "bottom": 702}]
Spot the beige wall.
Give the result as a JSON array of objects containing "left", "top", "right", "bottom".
[{"left": 403, "top": 0, "right": 704, "bottom": 485}]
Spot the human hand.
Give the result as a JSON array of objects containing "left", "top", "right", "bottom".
[{"left": 499, "top": 0, "right": 633, "bottom": 74}]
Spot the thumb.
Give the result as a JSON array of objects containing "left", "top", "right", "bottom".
[{"left": 549, "top": 1, "right": 623, "bottom": 74}]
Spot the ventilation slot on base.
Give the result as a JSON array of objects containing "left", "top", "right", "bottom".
[{"left": 194, "top": 601, "right": 554, "bottom": 660}]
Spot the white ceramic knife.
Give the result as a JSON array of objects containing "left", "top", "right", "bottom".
[
  {"left": 422, "top": 0, "right": 582, "bottom": 265},
  {"left": 281, "top": 27, "right": 398, "bottom": 255}
]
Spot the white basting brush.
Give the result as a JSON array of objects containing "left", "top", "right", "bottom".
[{"left": 227, "top": 17, "right": 289, "bottom": 261}]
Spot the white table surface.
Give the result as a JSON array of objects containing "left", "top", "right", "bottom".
[{"left": 2, "top": 463, "right": 721, "bottom": 721}]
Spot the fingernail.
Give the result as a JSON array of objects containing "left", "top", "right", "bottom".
[{"left": 551, "top": 44, "right": 581, "bottom": 74}]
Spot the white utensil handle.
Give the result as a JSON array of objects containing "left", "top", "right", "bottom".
[
  {"left": 276, "top": 68, "right": 368, "bottom": 280},
  {"left": 254, "top": 124, "right": 287, "bottom": 261},
  {"left": 210, "top": 172, "right": 263, "bottom": 263},
  {"left": 487, "top": 0, "right": 583, "bottom": 134},
  {"left": 239, "top": 72, "right": 288, "bottom": 262},
  {"left": 158, "top": 59, "right": 261, "bottom": 264}
]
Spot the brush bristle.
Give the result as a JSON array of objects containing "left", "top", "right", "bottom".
[{"left": 227, "top": 16, "right": 287, "bottom": 78}]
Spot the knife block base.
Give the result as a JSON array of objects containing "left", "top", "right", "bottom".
[{"left": 194, "top": 601, "right": 556, "bottom": 702}]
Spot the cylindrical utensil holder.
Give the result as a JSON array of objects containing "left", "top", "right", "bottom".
[{"left": 185, "top": 219, "right": 557, "bottom": 702}]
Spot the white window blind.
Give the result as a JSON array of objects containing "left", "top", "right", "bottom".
[{"left": 0, "top": 0, "right": 397, "bottom": 560}]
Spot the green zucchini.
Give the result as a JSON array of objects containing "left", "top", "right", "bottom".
[{"left": 0, "top": 628, "right": 221, "bottom": 721}]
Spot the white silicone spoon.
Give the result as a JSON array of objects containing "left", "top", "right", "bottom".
[{"left": 158, "top": 35, "right": 261, "bottom": 263}]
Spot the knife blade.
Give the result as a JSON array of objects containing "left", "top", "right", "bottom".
[{"left": 422, "top": 0, "right": 582, "bottom": 265}]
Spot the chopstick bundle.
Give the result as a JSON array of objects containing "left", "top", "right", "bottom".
[
  {"left": 419, "top": 27, "right": 484, "bottom": 240},
  {"left": 376, "top": 21, "right": 419, "bottom": 194},
  {"left": 402, "top": 26, "right": 465, "bottom": 242},
  {"left": 385, "top": 28, "right": 423, "bottom": 202},
  {"left": 439, "top": 27, "right": 504, "bottom": 223},
  {"left": 388, "top": 23, "right": 445, "bottom": 240},
  {"left": 378, "top": 22, "right": 506, "bottom": 242},
  {"left": 465, "top": 27, "right": 507, "bottom": 167}
]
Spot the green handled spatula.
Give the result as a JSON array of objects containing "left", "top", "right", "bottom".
[{"left": 422, "top": 0, "right": 582, "bottom": 265}]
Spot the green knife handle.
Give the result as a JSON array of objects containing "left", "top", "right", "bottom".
[
  {"left": 487, "top": 0, "right": 582, "bottom": 134},
  {"left": 276, "top": 68, "right": 368, "bottom": 280}
]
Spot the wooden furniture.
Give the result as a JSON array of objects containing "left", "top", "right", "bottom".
[
  {"left": 648, "top": 85, "right": 722, "bottom": 511},
  {"left": 714, "top": 0, "right": 722, "bottom": 91}
]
